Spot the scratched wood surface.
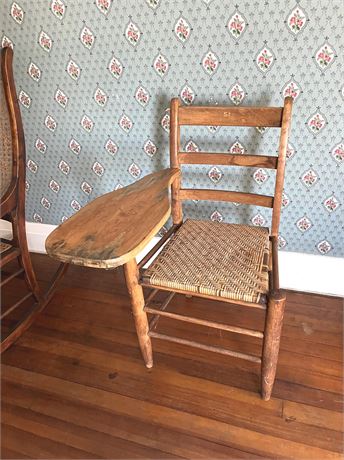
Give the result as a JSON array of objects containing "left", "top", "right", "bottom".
[
  {"left": 45, "top": 168, "right": 179, "bottom": 269},
  {"left": 178, "top": 105, "right": 284, "bottom": 127},
  {"left": 1, "top": 253, "right": 343, "bottom": 459}
]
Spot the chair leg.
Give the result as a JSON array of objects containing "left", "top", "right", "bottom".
[
  {"left": 261, "top": 291, "right": 286, "bottom": 401},
  {"left": 124, "top": 258, "right": 153, "bottom": 368},
  {"left": 12, "top": 210, "right": 41, "bottom": 301}
]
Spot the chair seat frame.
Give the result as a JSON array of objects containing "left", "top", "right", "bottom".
[
  {"left": 124, "top": 97, "right": 293, "bottom": 401},
  {"left": 45, "top": 96, "right": 293, "bottom": 401}
]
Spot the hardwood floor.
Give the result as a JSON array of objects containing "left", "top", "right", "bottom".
[{"left": 1, "top": 253, "right": 343, "bottom": 459}]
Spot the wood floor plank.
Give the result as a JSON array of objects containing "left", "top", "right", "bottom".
[
  {"left": 2, "top": 254, "right": 343, "bottom": 459},
  {"left": 3, "top": 384, "right": 261, "bottom": 459},
  {"left": 35, "top": 303, "right": 343, "bottom": 365},
  {"left": 286, "top": 291, "right": 343, "bottom": 308},
  {"left": 282, "top": 400, "right": 343, "bottom": 432},
  {"left": 35, "top": 290, "right": 343, "bottom": 378},
  {"left": 2, "top": 424, "right": 100, "bottom": 459},
  {"left": 12, "top": 327, "right": 341, "bottom": 399},
  {"left": 3, "top": 340, "right": 342, "bottom": 453},
  {"left": 3, "top": 365, "right": 343, "bottom": 459},
  {"left": 1, "top": 447, "right": 30, "bottom": 459},
  {"left": 8, "top": 311, "right": 343, "bottom": 411},
  {"left": 4, "top": 334, "right": 283, "bottom": 414},
  {"left": 3, "top": 404, "right": 182, "bottom": 459},
  {"left": 43, "top": 288, "right": 343, "bottom": 348}
]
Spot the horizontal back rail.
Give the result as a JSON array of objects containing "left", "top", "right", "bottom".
[
  {"left": 179, "top": 152, "right": 278, "bottom": 169},
  {"left": 178, "top": 106, "right": 283, "bottom": 127},
  {"left": 179, "top": 189, "right": 274, "bottom": 208}
]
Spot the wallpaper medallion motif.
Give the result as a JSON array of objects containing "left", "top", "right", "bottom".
[{"left": 1, "top": 0, "right": 343, "bottom": 256}]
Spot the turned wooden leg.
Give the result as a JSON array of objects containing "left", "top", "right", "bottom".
[
  {"left": 261, "top": 291, "right": 286, "bottom": 401},
  {"left": 124, "top": 258, "right": 153, "bottom": 368}
]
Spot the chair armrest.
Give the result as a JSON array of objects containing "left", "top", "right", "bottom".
[{"left": 45, "top": 168, "right": 180, "bottom": 268}]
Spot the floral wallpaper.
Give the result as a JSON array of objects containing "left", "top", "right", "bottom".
[{"left": 1, "top": 0, "right": 343, "bottom": 256}]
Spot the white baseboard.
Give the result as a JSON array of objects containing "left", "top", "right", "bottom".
[{"left": 1, "top": 220, "right": 343, "bottom": 298}]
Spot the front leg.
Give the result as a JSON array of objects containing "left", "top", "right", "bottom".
[
  {"left": 261, "top": 291, "right": 286, "bottom": 400},
  {"left": 123, "top": 258, "right": 153, "bottom": 368}
]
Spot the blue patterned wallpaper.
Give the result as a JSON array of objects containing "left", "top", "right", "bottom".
[{"left": 1, "top": 0, "right": 343, "bottom": 256}]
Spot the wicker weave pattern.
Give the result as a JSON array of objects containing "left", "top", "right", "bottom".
[
  {"left": 143, "top": 219, "right": 270, "bottom": 303},
  {"left": 0, "top": 73, "right": 13, "bottom": 200}
]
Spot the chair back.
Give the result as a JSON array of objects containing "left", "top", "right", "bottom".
[
  {"left": 0, "top": 53, "right": 13, "bottom": 199},
  {"left": 1, "top": 47, "right": 25, "bottom": 216},
  {"left": 169, "top": 97, "right": 293, "bottom": 236}
]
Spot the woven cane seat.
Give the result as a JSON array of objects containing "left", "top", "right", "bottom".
[{"left": 143, "top": 219, "right": 270, "bottom": 303}]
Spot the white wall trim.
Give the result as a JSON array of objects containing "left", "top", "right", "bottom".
[{"left": 1, "top": 220, "right": 343, "bottom": 298}]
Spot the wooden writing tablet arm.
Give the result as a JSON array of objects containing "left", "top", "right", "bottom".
[{"left": 45, "top": 168, "right": 180, "bottom": 269}]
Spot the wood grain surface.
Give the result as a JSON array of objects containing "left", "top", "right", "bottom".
[
  {"left": 179, "top": 152, "right": 278, "bottom": 169},
  {"left": 45, "top": 168, "right": 180, "bottom": 269},
  {"left": 1, "top": 253, "right": 343, "bottom": 459}
]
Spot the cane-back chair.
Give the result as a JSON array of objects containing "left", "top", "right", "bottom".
[
  {"left": 0, "top": 47, "right": 66, "bottom": 352},
  {"left": 46, "top": 96, "right": 293, "bottom": 400}
]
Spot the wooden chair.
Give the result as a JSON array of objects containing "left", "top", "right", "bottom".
[
  {"left": 46, "top": 96, "right": 293, "bottom": 400},
  {"left": 0, "top": 47, "right": 67, "bottom": 352}
]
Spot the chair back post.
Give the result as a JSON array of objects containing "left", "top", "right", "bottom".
[
  {"left": 169, "top": 97, "right": 183, "bottom": 225},
  {"left": 1, "top": 47, "right": 25, "bottom": 218},
  {"left": 1, "top": 47, "right": 45, "bottom": 353},
  {"left": 271, "top": 97, "right": 293, "bottom": 237}
]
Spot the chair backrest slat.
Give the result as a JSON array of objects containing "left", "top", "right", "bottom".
[
  {"left": 178, "top": 106, "right": 283, "bottom": 127},
  {"left": 179, "top": 152, "right": 278, "bottom": 169},
  {"left": 169, "top": 97, "right": 293, "bottom": 236},
  {"left": 179, "top": 189, "right": 274, "bottom": 208}
]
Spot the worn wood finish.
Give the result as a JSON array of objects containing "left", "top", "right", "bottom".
[
  {"left": 42, "top": 96, "right": 293, "bottom": 400},
  {"left": 45, "top": 168, "right": 180, "bottom": 269},
  {"left": 178, "top": 105, "right": 284, "bottom": 127},
  {"left": 270, "top": 236, "right": 280, "bottom": 291},
  {"left": 179, "top": 188, "right": 274, "bottom": 208},
  {"left": 147, "top": 97, "right": 293, "bottom": 399},
  {"left": 261, "top": 291, "right": 287, "bottom": 401},
  {"left": 148, "top": 331, "right": 262, "bottom": 363},
  {"left": 179, "top": 152, "right": 278, "bottom": 169},
  {"left": 144, "top": 305, "right": 264, "bottom": 338},
  {"left": 124, "top": 258, "right": 153, "bottom": 368},
  {"left": 2, "top": 254, "right": 343, "bottom": 459},
  {"left": 170, "top": 98, "right": 183, "bottom": 225},
  {"left": 0, "top": 262, "right": 68, "bottom": 354},
  {"left": 271, "top": 97, "right": 293, "bottom": 236},
  {"left": 1, "top": 48, "right": 22, "bottom": 217},
  {"left": 0, "top": 47, "right": 47, "bottom": 352}
]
